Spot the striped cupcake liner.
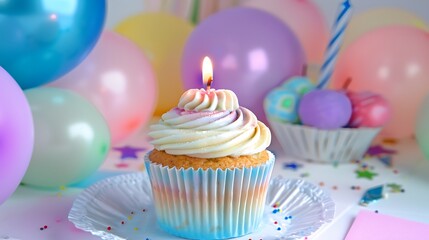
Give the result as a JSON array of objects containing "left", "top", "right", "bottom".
[{"left": 144, "top": 151, "right": 275, "bottom": 239}]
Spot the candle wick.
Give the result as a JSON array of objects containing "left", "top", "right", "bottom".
[{"left": 206, "top": 77, "right": 213, "bottom": 91}]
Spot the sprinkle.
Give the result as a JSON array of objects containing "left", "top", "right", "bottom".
[
  {"left": 40, "top": 227, "right": 44, "bottom": 231},
  {"left": 289, "top": 215, "right": 293, "bottom": 219},
  {"left": 351, "top": 186, "right": 355, "bottom": 190},
  {"left": 283, "top": 162, "right": 303, "bottom": 171},
  {"left": 300, "top": 172, "right": 310, "bottom": 178},
  {"left": 59, "top": 185, "right": 66, "bottom": 191},
  {"left": 332, "top": 186, "right": 338, "bottom": 190},
  {"left": 277, "top": 227, "right": 281, "bottom": 231},
  {"left": 356, "top": 169, "right": 378, "bottom": 180},
  {"left": 128, "top": 215, "right": 133, "bottom": 220},
  {"left": 393, "top": 169, "right": 399, "bottom": 174},
  {"left": 131, "top": 211, "right": 135, "bottom": 215},
  {"left": 382, "top": 138, "right": 398, "bottom": 145},
  {"left": 107, "top": 226, "right": 112, "bottom": 231},
  {"left": 44, "top": 225, "right": 47, "bottom": 229},
  {"left": 142, "top": 209, "right": 146, "bottom": 212},
  {"left": 121, "top": 221, "right": 125, "bottom": 225},
  {"left": 319, "top": 182, "right": 325, "bottom": 187},
  {"left": 134, "top": 227, "right": 139, "bottom": 231},
  {"left": 274, "top": 221, "right": 278, "bottom": 224},
  {"left": 375, "top": 210, "right": 379, "bottom": 213}
]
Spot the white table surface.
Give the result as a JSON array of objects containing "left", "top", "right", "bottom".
[{"left": 0, "top": 131, "right": 428, "bottom": 240}]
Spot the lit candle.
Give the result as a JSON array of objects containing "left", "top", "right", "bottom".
[
  {"left": 178, "top": 56, "right": 239, "bottom": 111},
  {"left": 202, "top": 56, "right": 213, "bottom": 91}
]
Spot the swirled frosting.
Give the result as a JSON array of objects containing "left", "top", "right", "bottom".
[
  {"left": 178, "top": 89, "right": 239, "bottom": 112},
  {"left": 149, "top": 89, "right": 271, "bottom": 158}
]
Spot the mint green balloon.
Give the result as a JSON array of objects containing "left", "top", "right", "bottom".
[
  {"left": 22, "top": 88, "right": 110, "bottom": 188},
  {"left": 416, "top": 95, "right": 429, "bottom": 160}
]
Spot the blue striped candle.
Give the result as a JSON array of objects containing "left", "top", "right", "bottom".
[{"left": 317, "top": 0, "right": 353, "bottom": 89}]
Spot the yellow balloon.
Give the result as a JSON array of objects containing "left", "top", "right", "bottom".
[
  {"left": 343, "top": 8, "right": 429, "bottom": 49},
  {"left": 116, "top": 13, "right": 194, "bottom": 116}
]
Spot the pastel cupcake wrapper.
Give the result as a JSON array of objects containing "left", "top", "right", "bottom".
[
  {"left": 269, "top": 120, "right": 380, "bottom": 163},
  {"left": 144, "top": 151, "right": 275, "bottom": 239}
]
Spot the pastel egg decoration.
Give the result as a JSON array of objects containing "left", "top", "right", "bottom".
[
  {"left": 347, "top": 91, "right": 392, "bottom": 128},
  {"left": 264, "top": 88, "right": 300, "bottom": 123},
  {"left": 299, "top": 89, "right": 352, "bottom": 130},
  {"left": 282, "top": 76, "right": 315, "bottom": 95}
]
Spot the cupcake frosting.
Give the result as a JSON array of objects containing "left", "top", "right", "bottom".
[{"left": 149, "top": 89, "right": 271, "bottom": 158}]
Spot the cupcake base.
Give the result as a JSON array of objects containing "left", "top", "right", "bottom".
[
  {"left": 144, "top": 151, "right": 275, "bottom": 239},
  {"left": 269, "top": 120, "right": 380, "bottom": 164}
]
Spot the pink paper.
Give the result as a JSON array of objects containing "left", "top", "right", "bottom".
[{"left": 345, "top": 210, "right": 429, "bottom": 240}]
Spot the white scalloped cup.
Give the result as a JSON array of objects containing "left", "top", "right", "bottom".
[{"left": 269, "top": 119, "right": 381, "bottom": 164}]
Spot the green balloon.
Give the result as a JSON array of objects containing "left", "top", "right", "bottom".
[
  {"left": 416, "top": 95, "right": 429, "bottom": 160},
  {"left": 22, "top": 87, "right": 110, "bottom": 188}
]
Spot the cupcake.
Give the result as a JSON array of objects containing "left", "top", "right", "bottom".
[
  {"left": 145, "top": 87, "right": 274, "bottom": 239},
  {"left": 264, "top": 77, "right": 390, "bottom": 164}
]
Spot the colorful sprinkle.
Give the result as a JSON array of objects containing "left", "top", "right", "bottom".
[
  {"left": 134, "top": 227, "right": 139, "bottom": 231},
  {"left": 375, "top": 210, "right": 379, "bottom": 213},
  {"left": 366, "top": 145, "right": 397, "bottom": 156},
  {"left": 121, "top": 221, "right": 125, "bottom": 225},
  {"left": 319, "top": 182, "right": 325, "bottom": 187},
  {"left": 142, "top": 209, "right": 146, "bottom": 212},
  {"left": 131, "top": 211, "right": 134, "bottom": 215},
  {"left": 332, "top": 186, "right": 338, "bottom": 190},
  {"left": 283, "top": 162, "right": 303, "bottom": 171},
  {"left": 393, "top": 169, "right": 399, "bottom": 174},
  {"left": 107, "top": 226, "right": 112, "bottom": 231},
  {"left": 274, "top": 221, "right": 278, "bottom": 224},
  {"left": 44, "top": 225, "right": 47, "bottom": 229},
  {"left": 277, "top": 227, "right": 281, "bottom": 231},
  {"left": 128, "top": 215, "right": 133, "bottom": 220},
  {"left": 39, "top": 227, "right": 43, "bottom": 231},
  {"left": 300, "top": 172, "right": 310, "bottom": 178}
]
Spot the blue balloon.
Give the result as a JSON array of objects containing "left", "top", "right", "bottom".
[{"left": 0, "top": 0, "right": 106, "bottom": 89}]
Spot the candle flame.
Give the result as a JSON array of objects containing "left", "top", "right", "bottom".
[{"left": 202, "top": 56, "right": 213, "bottom": 90}]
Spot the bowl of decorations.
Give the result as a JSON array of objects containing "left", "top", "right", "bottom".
[{"left": 264, "top": 77, "right": 391, "bottom": 164}]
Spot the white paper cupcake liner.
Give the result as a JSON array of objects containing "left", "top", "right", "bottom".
[
  {"left": 144, "top": 151, "right": 275, "bottom": 239},
  {"left": 269, "top": 120, "right": 380, "bottom": 164}
]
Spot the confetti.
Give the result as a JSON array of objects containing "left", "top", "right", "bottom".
[
  {"left": 356, "top": 169, "right": 378, "bottom": 180},
  {"left": 300, "top": 172, "right": 310, "bottom": 178},
  {"left": 379, "top": 155, "right": 393, "bottom": 167},
  {"left": 359, "top": 185, "right": 387, "bottom": 206},
  {"left": 366, "top": 145, "right": 397, "bottom": 157},
  {"left": 283, "top": 162, "right": 303, "bottom": 171},
  {"left": 113, "top": 146, "right": 146, "bottom": 160},
  {"left": 382, "top": 138, "right": 398, "bottom": 145},
  {"left": 386, "top": 183, "right": 403, "bottom": 193}
]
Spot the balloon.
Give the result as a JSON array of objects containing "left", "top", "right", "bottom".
[
  {"left": 343, "top": 8, "right": 429, "bottom": 49},
  {"left": 0, "top": 67, "right": 34, "bottom": 205},
  {"left": 50, "top": 31, "right": 157, "bottom": 144},
  {"left": 243, "top": 0, "right": 328, "bottom": 63},
  {"left": 0, "top": 0, "right": 106, "bottom": 89},
  {"left": 22, "top": 88, "right": 110, "bottom": 188},
  {"left": 182, "top": 7, "right": 305, "bottom": 123},
  {"left": 115, "top": 13, "right": 193, "bottom": 116},
  {"left": 332, "top": 26, "right": 429, "bottom": 139},
  {"left": 416, "top": 94, "right": 429, "bottom": 160}
]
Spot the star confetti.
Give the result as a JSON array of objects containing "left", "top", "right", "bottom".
[
  {"left": 283, "top": 162, "right": 303, "bottom": 171},
  {"left": 366, "top": 145, "right": 397, "bottom": 157},
  {"left": 113, "top": 146, "right": 146, "bottom": 160},
  {"left": 359, "top": 185, "right": 387, "bottom": 206},
  {"left": 356, "top": 169, "right": 378, "bottom": 180}
]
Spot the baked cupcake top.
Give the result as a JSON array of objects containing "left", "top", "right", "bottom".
[{"left": 149, "top": 89, "right": 271, "bottom": 158}]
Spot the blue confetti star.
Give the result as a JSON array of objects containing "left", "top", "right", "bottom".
[
  {"left": 283, "top": 162, "right": 303, "bottom": 171},
  {"left": 113, "top": 146, "right": 146, "bottom": 160}
]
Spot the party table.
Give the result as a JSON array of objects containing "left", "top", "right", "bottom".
[{"left": 1, "top": 128, "right": 428, "bottom": 240}]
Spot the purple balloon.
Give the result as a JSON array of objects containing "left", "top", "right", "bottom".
[
  {"left": 299, "top": 89, "right": 352, "bottom": 130},
  {"left": 0, "top": 67, "right": 34, "bottom": 205},
  {"left": 182, "top": 7, "right": 305, "bottom": 123}
]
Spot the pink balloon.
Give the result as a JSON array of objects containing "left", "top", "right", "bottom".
[
  {"left": 332, "top": 26, "right": 429, "bottom": 139},
  {"left": 51, "top": 31, "right": 157, "bottom": 144},
  {"left": 243, "top": 0, "right": 329, "bottom": 63},
  {"left": 0, "top": 67, "right": 34, "bottom": 205}
]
